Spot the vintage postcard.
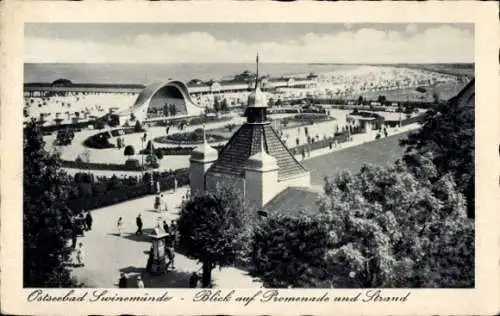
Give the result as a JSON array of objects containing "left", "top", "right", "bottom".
[{"left": 1, "top": 1, "right": 499, "bottom": 315}]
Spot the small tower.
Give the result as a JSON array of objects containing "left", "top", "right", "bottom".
[
  {"left": 244, "top": 135, "right": 279, "bottom": 209},
  {"left": 189, "top": 126, "right": 218, "bottom": 196},
  {"left": 245, "top": 53, "right": 268, "bottom": 123}
]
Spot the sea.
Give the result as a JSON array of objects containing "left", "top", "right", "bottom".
[{"left": 24, "top": 63, "right": 361, "bottom": 85}]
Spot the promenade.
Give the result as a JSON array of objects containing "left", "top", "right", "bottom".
[{"left": 69, "top": 186, "right": 262, "bottom": 288}]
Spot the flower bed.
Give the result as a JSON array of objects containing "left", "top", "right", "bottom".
[{"left": 155, "top": 128, "right": 228, "bottom": 145}]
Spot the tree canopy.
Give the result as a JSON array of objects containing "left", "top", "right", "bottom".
[
  {"left": 249, "top": 160, "right": 474, "bottom": 288},
  {"left": 249, "top": 212, "right": 332, "bottom": 288},
  {"left": 321, "top": 162, "right": 473, "bottom": 288},
  {"left": 24, "top": 120, "right": 77, "bottom": 287},
  {"left": 401, "top": 79, "right": 474, "bottom": 217},
  {"left": 177, "top": 186, "right": 250, "bottom": 287},
  {"left": 124, "top": 145, "right": 135, "bottom": 156}
]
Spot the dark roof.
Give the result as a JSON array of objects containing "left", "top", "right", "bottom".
[
  {"left": 264, "top": 187, "right": 321, "bottom": 216},
  {"left": 207, "top": 123, "right": 307, "bottom": 181}
]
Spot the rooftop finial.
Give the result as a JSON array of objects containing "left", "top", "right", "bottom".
[
  {"left": 202, "top": 123, "right": 207, "bottom": 144},
  {"left": 255, "top": 53, "right": 259, "bottom": 90}
]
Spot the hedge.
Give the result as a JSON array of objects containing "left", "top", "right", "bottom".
[
  {"left": 139, "top": 145, "right": 225, "bottom": 156},
  {"left": 62, "top": 160, "right": 145, "bottom": 171},
  {"left": 62, "top": 169, "right": 190, "bottom": 211}
]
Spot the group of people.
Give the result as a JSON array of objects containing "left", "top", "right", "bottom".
[{"left": 69, "top": 210, "right": 93, "bottom": 267}]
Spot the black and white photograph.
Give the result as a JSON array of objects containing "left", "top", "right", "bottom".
[
  {"left": 1, "top": 2, "right": 498, "bottom": 315},
  {"left": 21, "top": 22, "right": 475, "bottom": 289}
]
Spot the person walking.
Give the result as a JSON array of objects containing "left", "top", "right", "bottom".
[
  {"left": 117, "top": 217, "right": 123, "bottom": 237},
  {"left": 173, "top": 177, "right": 178, "bottom": 193},
  {"left": 85, "top": 211, "right": 93, "bottom": 231},
  {"left": 76, "top": 242, "right": 84, "bottom": 267},
  {"left": 156, "top": 181, "right": 161, "bottom": 194},
  {"left": 166, "top": 245, "right": 175, "bottom": 270},
  {"left": 136, "top": 214, "right": 143, "bottom": 236},
  {"left": 118, "top": 273, "right": 127, "bottom": 288},
  {"left": 160, "top": 194, "right": 168, "bottom": 213},
  {"left": 136, "top": 276, "right": 144, "bottom": 288}
]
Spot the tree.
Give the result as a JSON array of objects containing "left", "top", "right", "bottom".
[
  {"left": 357, "top": 95, "right": 364, "bottom": 105},
  {"left": 377, "top": 95, "right": 387, "bottom": 104},
  {"left": 177, "top": 186, "right": 249, "bottom": 287},
  {"left": 124, "top": 145, "right": 135, "bottom": 157},
  {"left": 321, "top": 162, "right": 473, "bottom": 288},
  {"left": 23, "top": 120, "right": 77, "bottom": 287},
  {"left": 134, "top": 120, "right": 143, "bottom": 133},
  {"left": 249, "top": 160, "right": 473, "bottom": 288},
  {"left": 220, "top": 99, "right": 229, "bottom": 113},
  {"left": 401, "top": 79, "right": 474, "bottom": 218},
  {"left": 169, "top": 104, "right": 177, "bottom": 117},
  {"left": 213, "top": 98, "right": 220, "bottom": 113},
  {"left": 249, "top": 212, "right": 332, "bottom": 288}
]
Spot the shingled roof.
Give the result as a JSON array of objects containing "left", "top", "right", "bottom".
[{"left": 207, "top": 123, "right": 307, "bottom": 181}]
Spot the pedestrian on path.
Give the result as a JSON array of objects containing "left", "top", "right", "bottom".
[
  {"left": 163, "top": 200, "right": 168, "bottom": 213},
  {"left": 136, "top": 276, "right": 144, "bottom": 288},
  {"left": 117, "top": 217, "right": 123, "bottom": 237},
  {"left": 76, "top": 242, "right": 84, "bottom": 267},
  {"left": 173, "top": 177, "right": 178, "bottom": 193},
  {"left": 85, "top": 211, "right": 93, "bottom": 231},
  {"left": 136, "top": 214, "right": 143, "bottom": 236},
  {"left": 166, "top": 245, "right": 175, "bottom": 270}
]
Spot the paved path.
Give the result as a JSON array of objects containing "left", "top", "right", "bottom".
[{"left": 69, "top": 187, "right": 262, "bottom": 288}]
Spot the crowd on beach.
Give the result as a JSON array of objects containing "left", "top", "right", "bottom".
[{"left": 24, "top": 92, "right": 138, "bottom": 126}]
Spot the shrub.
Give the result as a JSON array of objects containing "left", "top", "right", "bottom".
[
  {"left": 55, "top": 129, "right": 75, "bottom": 146},
  {"left": 124, "top": 145, "right": 135, "bottom": 156},
  {"left": 125, "top": 158, "right": 140, "bottom": 169},
  {"left": 134, "top": 120, "right": 143, "bottom": 132},
  {"left": 94, "top": 120, "right": 106, "bottom": 130}
]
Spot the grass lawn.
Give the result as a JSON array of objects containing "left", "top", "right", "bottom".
[{"left": 304, "top": 131, "right": 411, "bottom": 185}]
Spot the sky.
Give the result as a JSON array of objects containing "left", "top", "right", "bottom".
[{"left": 24, "top": 23, "right": 474, "bottom": 64}]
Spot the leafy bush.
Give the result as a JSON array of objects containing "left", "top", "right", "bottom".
[
  {"left": 55, "top": 129, "right": 75, "bottom": 146},
  {"left": 124, "top": 145, "right": 135, "bottom": 156},
  {"left": 134, "top": 120, "right": 144, "bottom": 133},
  {"left": 94, "top": 120, "right": 106, "bottom": 130},
  {"left": 125, "top": 159, "right": 140, "bottom": 169}
]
